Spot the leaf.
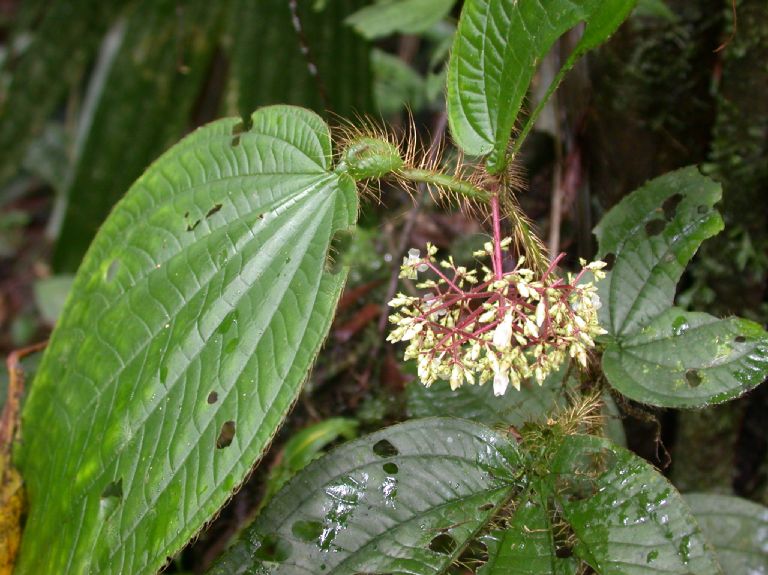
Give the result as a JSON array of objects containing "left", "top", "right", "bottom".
[
  {"left": 371, "top": 48, "right": 427, "bottom": 117},
  {"left": 406, "top": 365, "right": 574, "bottom": 428},
  {"left": 346, "top": 0, "right": 457, "bottom": 39},
  {"left": 480, "top": 493, "right": 579, "bottom": 575},
  {"left": 595, "top": 167, "right": 768, "bottom": 407},
  {"left": 51, "top": 0, "right": 225, "bottom": 272},
  {"left": 685, "top": 493, "right": 768, "bottom": 575},
  {"left": 550, "top": 435, "right": 723, "bottom": 574},
  {"left": 262, "top": 418, "right": 359, "bottom": 506},
  {"left": 227, "top": 0, "right": 373, "bottom": 121},
  {"left": 208, "top": 417, "right": 522, "bottom": 575},
  {"left": 447, "top": 0, "right": 635, "bottom": 172},
  {"left": 33, "top": 275, "right": 74, "bottom": 326},
  {"left": 15, "top": 106, "right": 358, "bottom": 575},
  {"left": 0, "top": 0, "right": 135, "bottom": 187},
  {"left": 595, "top": 167, "right": 723, "bottom": 337},
  {"left": 602, "top": 308, "right": 768, "bottom": 407}
]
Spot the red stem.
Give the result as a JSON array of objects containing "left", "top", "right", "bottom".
[{"left": 491, "top": 192, "right": 503, "bottom": 280}]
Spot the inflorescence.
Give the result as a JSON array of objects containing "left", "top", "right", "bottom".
[{"left": 387, "top": 240, "right": 607, "bottom": 395}]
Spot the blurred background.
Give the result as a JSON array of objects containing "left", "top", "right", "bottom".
[{"left": 0, "top": 0, "right": 765, "bottom": 571}]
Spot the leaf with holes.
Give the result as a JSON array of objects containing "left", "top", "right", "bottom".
[
  {"left": 207, "top": 418, "right": 523, "bottom": 575},
  {"left": 685, "top": 493, "right": 768, "bottom": 574},
  {"left": 446, "top": 0, "right": 635, "bottom": 172},
  {"left": 594, "top": 167, "right": 768, "bottom": 407},
  {"left": 602, "top": 308, "right": 768, "bottom": 408},
  {"left": 548, "top": 435, "right": 723, "bottom": 575},
  {"left": 15, "top": 105, "right": 358, "bottom": 575}
]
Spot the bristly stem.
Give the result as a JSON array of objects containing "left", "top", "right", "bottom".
[
  {"left": 396, "top": 168, "right": 490, "bottom": 202},
  {"left": 491, "top": 191, "right": 503, "bottom": 280}
]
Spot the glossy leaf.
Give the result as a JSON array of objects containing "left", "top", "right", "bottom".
[
  {"left": 550, "top": 435, "right": 723, "bottom": 574},
  {"left": 52, "top": 0, "right": 225, "bottom": 272},
  {"left": 447, "top": 0, "right": 635, "bottom": 172},
  {"left": 346, "top": 0, "right": 456, "bottom": 39},
  {"left": 208, "top": 418, "right": 522, "bottom": 575},
  {"left": 603, "top": 308, "right": 768, "bottom": 407},
  {"left": 595, "top": 167, "right": 723, "bottom": 337},
  {"left": 685, "top": 493, "right": 768, "bottom": 575},
  {"left": 16, "top": 106, "right": 358, "bottom": 575},
  {"left": 406, "top": 365, "right": 574, "bottom": 428},
  {"left": 0, "top": 0, "right": 134, "bottom": 186},
  {"left": 227, "top": 0, "right": 373, "bottom": 121},
  {"left": 595, "top": 167, "right": 768, "bottom": 407}
]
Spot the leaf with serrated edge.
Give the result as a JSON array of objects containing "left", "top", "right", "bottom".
[
  {"left": 16, "top": 105, "right": 358, "bottom": 575},
  {"left": 603, "top": 308, "right": 768, "bottom": 407},
  {"left": 208, "top": 417, "right": 522, "bottom": 575},
  {"left": 447, "top": 0, "right": 635, "bottom": 172},
  {"left": 685, "top": 493, "right": 768, "bottom": 575},
  {"left": 551, "top": 435, "right": 723, "bottom": 575}
]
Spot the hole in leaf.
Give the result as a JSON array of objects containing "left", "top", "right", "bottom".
[
  {"left": 231, "top": 118, "right": 250, "bottom": 147},
  {"left": 477, "top": 502, "right": 495, "bottom": 512},
  {"left": 429, "top": 533, "right": 457, "bottom": 555},
  {"left": 101, "top": 478, "right": 123, "bottom": 499},
  {"left": 206, "top": 203, "right": 223, "bottom": 218},
  {"left": 372, "top": 439, "right": 399, "bottom": 458},
  {"left": 216, "top": 420, "right": 236, "bottom": 448},
  {"left": 382, "top": 462, "right": 398, "bottom": 474},
  {"left": 207, "top": 391, "right": 218, "bottom": 404},
  {"left": 106, "top": 259, "right": 120, "bottom": 282},
  {"left": 325, "top": 228, "right": 354, "bottom": 274},
  {"left": 253, "top": 534, "right": 291, "bottom": 562},
  {"left": 697, "top": 205, "right": 709, "bottom": 214},
  {"left": 291, "top": 520, "right": 324, "bottom": 542},
  {"left": 556, "top": 545, "right": 574, "bottom": 558},
  {"left": 644, "top": 219, "right": 665, "bottom": 236},
  {"left": 734, "top": 335, "right": 746, "bottom": 343},
  {"left": 186, "top": 219, "right": 201, "bottom": 232},
  {"left": 603, "top": 253, "right": 616, "bottom": 271},
  {"left": 455, "top": 539, "right": 488, "bottom": 567},
  {"left": 661, "top": 193, "right": 683, "bottom": 220},
  {"left": 685, "top": 369, "right": 703, "bottom": 387}
]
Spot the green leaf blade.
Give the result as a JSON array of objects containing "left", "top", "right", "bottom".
[
  {"left": 603, "top": 309, "right": 768, "bottom": 407},
  {"left": 447, "top": 0, "right": 635, "bottom": 171},
  {"left": 551, "top": 435, "right": 723, "bottom": 575},
  {"left": 346, "top": 0, "right": 456, "bottom": 39},
  {"left": 208, "top": 418, "right": 522, "bottom": 575},
  {"left": 16, "top": 106, "right": 357, "bottom": 575},
  {"left": 685, "top": 493, "right": 768, "bottom": 575}
]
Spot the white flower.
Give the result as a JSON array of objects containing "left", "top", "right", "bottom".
[
  {"left": 493, "top": 368, "right": 509, "bottom": 396},
  {"left": 492, "top": 312, "right": 514, "bottom": 349}
]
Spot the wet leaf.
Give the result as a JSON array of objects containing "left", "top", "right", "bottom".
[
  {"left": 346, "top": 0, "right": 456, "bottom": 39},
  {"left": 595, "top": 167, "right": 768, "bottom": 407},
  {"left": 685, "top": 493, "right": 768, "bottom": 575},
  {"left": 602, "top": 309, "right": 768, "bottom": 407},
  {"left": 208, "top": 418, "right": 523, "bottom": 574},
  {"left": 550, "top": 435, "right": 723, "bottom": 574},
  {"left": 15, "top": 106, "right": 358, "bottom": 574},
  {"left": 447, "top": 0, "right": 635, "bottom": 172}
]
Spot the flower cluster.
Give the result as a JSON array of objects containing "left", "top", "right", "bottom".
[{"left": 387, "top": 241, "right": 607, "bottom": 395}]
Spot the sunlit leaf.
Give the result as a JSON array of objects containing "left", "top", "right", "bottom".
[{"left": 16, "top": 106, "right": 357, "bottom": 575}]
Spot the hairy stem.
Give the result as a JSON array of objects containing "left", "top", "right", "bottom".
[{"left": 396, "top": 168, "right": 490, "bottom": 202}]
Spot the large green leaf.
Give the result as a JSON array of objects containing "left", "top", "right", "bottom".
[
  {"left": 595, "top": 167, "right": 768, "bottom": 407},
  {"left": 685, "top": 493, "right": 768, "bottom": 575},
  {"left": 227, "top": 0, "right": 373, "bottom": 121},
  {"left": 595, "top": 167, "right": 724, "bottom": 337},
  {"left": 550, "top": 435, "right": 723, "bottom": 574},
  {"left": 208, "top": 418, "right": 523, "bottom": 574},
  {"left": 446, "top": 0, "right": 635, "bottom": 172},
  {"left": 0, "top": 0, "right": 134, "bottom": 187},
  {"left": 16, "top": 106, "right": 358, "bottom": 575},
  {"left": 51, "top": 0, "right": 225, "bottom": 272},
  {"left": 346, "top": 0, "right": 457, "bottom": 39},
  {"left": 602, "top": 308, "right": 768, "bottom": 407}
]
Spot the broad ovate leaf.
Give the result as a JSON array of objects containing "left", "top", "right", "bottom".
[
  {"left": 208, "top": 418, "right": 522, "bottom": 574},
  {"left": 447, "top": 0, "right": 635, "bottom": 172},
  {"left": 595, "top": 167, "right": 768, "bottom": 407},
  {"left": 551, "top": 435, "right": 723, "bottom": 574},
  {"left": 16, "top": 105, "right": 358, "bottom": 575},
  {"left": 603, "top": 308, "right": 768, "bottom": 407},
  {"left": 685, "top": 493, "right": 768, "bottom": 574}
]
